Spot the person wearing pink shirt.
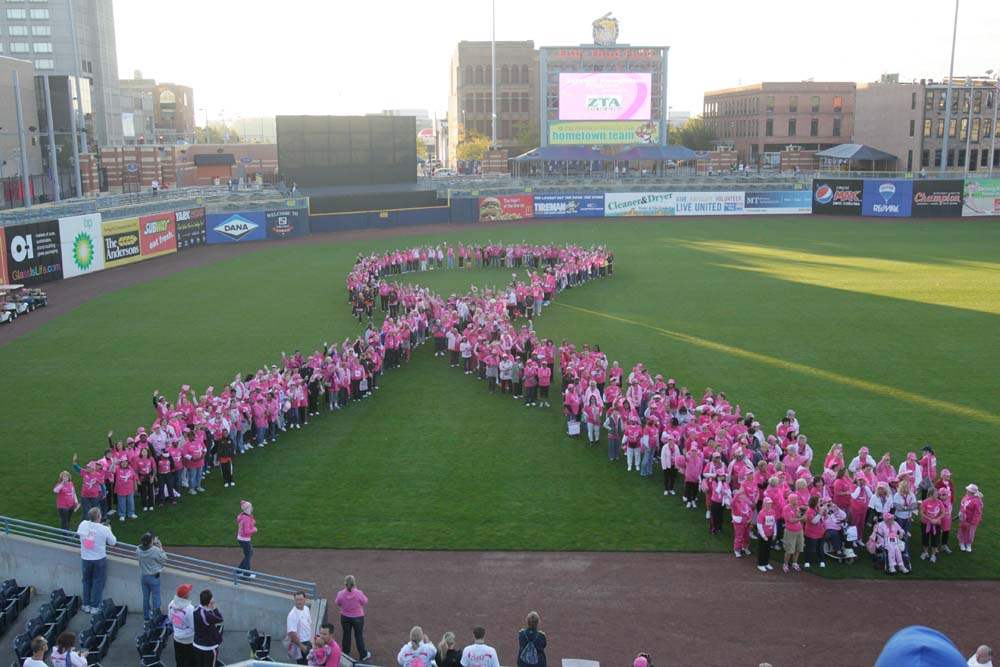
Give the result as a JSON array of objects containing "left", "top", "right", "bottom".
[
  {"left": 114, "top": 459, "right": 138, "bottom": 521},
  {"left": 335, "top": 575, "right": 370, "bottom": 662},
  {"left": 53, "top": 471, "right": 80, "bottom": 531},
  {"left": 236, "top": 500, "right": 258, "bottom": 578},
  {"left": 958, "top": 484, "right": 984, "bottom": 552},
  {"left": 683, "top": 446, "right": 704, "bottom": 509},
  {"left": 937, "top": 482, "right": 955, "bottom": 555},
  {"left": 183, "top": 436, "right": 206, "bottom": 495},
  {"left": 781, "top": 493, "right": 806, "bottom": 572},
  {"left": 135, "top": 448, "right": 156, "bottom": 512},
  {"left": 659, "top": 436, "right": 680, "bottom": 496},
  {"left": 802, "top": 496, "right": 828, "bottom": 569},
  {"left": 536, "top": 364, "right": 552, "bottom": 408},
  {"left": 707, "top": 472, "right": 731, "bottom": 534},
  {"left": 874, "top": 513, "right": 909, "bottom": 574},
  {"left": 756, "top": 497, "right": 779, "bottom": 572},
  {"left": 730, "top": 487, "right": 753, "bottom": 557},
  {"left": 582, "top": 396, "right": 602, "bottom": 446},
  {"left": 849, "top": 476, "right": 873, "bottom": 543},
  {"left": 918, "top": 445, "right": 937, "bottom": 499},
  {"left": 622, "top": 419, "right": 642, "bottom": 472},
  {"left": 919, "top": 487, "right": 945, "bottom": 562}
]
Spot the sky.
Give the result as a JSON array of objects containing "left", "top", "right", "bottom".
[{"left": 114, "top": 0, "right": 1000, "bottom": 124}]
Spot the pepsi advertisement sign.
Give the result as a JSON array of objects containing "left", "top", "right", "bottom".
[
  {"left": 533, "top": 194, "right": 605, "bottom": 218},
  {"left": 811, "top": 179, "right": 863, "bottom": 216},
  {"left": 862, "top": 179, "right": 913, "bottom": 218}
]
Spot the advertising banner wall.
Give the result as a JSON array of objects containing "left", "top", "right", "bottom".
[
  {"left": 265, "top": 208, "right": 310, "bottom": 239},
  {"left": 174, "top": 207, "right": 207, "bottom": 250},
  {"left": 604, "top": 192, "right": 675, "bottom": 216},
  {"left": 558, "top": 72, "right": 653, "bottom": 121},
  {"left": 911, "top": 180, "right": 964, "bottom": 218},
  {"left": 548, "top": 120, "right": 659, "bottom": 145},
  {"left": 4, "top": 220, "right": 62, "bottom": 285},
  {"left": 811, "top": 179, "right": 863, "bottom": 215},
  {"left": 744, "top": 190, "right": 812, "bottom": 214},
  {"left": 479, "top": 195, "right": 534, "bottom": 222},
  {"left": 962, "top": 178, "right": 1000, "bottom": 217},
  {"left": 674, "top": 191, "right": 744, "bottom": 216},
  {"left": 532, "top": 194, "right": 605, "bottom": 218},
  {"left": 206, "top": 212, "right": 268, "bottom": 243},
  {"left": 0, "top": 228, "right": 6, "bottom": 283},
  {"left": 59, "top": 213, "right": 105, "bottom": 279},
  {"left": 139, "top": 212, "right": 177, "bottom": 257},
  {"left": 862, "top": 179, "right": 913, "bottom": 217},
  {"left": 102, "top": 217, "right": 143, "bottom": 268}
]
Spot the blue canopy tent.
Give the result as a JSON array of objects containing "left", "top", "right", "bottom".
[{"left": 815, "top": 143, "right": 898, "bottom": 172}]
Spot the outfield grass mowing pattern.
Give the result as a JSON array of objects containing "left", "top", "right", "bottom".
[{"left": 1, "top": 216, "right": 998, "bottom": 580}]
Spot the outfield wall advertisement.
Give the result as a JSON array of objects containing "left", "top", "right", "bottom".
[
  {"left": 744, "top": 190, "right": 812, "bottom": 214},
  {"left": 206, "top": 212, "right": 268, "bottom": 244},
  {"left": 674, "top": 191, "right": 744, "bottom": 216},
  {"left": 0, "top": 228, "right": 7, "bottom": 283},
  {"left": 604, "top": 192, "right": 676, "bottom": 216},
  {"left": 102, "top": 218, "right": 143, "bottom": 268},
  {"left": 175, "top": 207, "right": 207, "bottom": 250},
  {"left": 266, "top": 208, "right": 310, "bottom": 239},
  {"left": 4, "top": 220, "right": 63, "bottom": 285},
  {"left": 912, "top": 180, "right": 964, "bottom": 218},
  {"left": 479, "top": 195, "right": 534, "bottom": 222},
  {"left": 811, "top": 179, "right": 863, "bottom": 215},
  {"left": 862, "top": 179, "right": 913, "bottom": 218},
  {"left": 59, "top": 213, "right": 104, "bottom": 279},
  {"left": 533, "top": 194, "right": 605, "bottom": 218},
  {"left": 139, "top": 212, "right": 177, "bottom": 257},
  {"left": 962, "top": 178, "right": 1000, "bottom": 217}
]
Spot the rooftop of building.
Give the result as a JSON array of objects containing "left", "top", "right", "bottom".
[{"left": 704, "top": 81, "right": 857, "bottom": 97}]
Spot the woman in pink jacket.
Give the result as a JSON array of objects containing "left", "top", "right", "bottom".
[
  {"left": 730, "top": 487, "right": 753, "bottom": 557},
  {"left": 875, "top": 513, "right": 909, "bottom": 574},
  {"left": 237, "top": 500, "right": 258, "bottom": 578},
  {"left": 958, "top": 484, "right": 983, "bottom": 552},
  {"left": 53, "top": 471, "right": 80, "bottom": 531},
  {"left": 756, "top": 497, "right": 779, "bottom": 572},
  {"left": 683, "top": 446, "right": 704, "bottom": 509}
]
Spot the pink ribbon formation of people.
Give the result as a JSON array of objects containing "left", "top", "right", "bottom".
[{"left": 53, "top": 241, "right": 983, "bottom": 575}]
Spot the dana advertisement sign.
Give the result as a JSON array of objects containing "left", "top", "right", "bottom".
[
  {"left": 174, "top": 207, "right": 207, "bottom": 250},
  {"left": 674, "top": 191, "right": 744, "bottom": 216},
  {"left": 532, "top": 194, "right": 605, "bottom": 218},
  {"left": 962, "top": 178, "right": 1000, "bottom": 217},
  {"left": 912, "top": 180, "right": 964, "bottom": 218},
  {"left": 558, "top": 72, "right": 652, "bottom": 121},
  {"left": 744, "top": 190, "right": 812, "bottom": 214},
  {"left": 549, "top": 120, "right": 659, "bottom": 145},
  {"left": 102, "top": 217, "right": 143, "bottom": 268},
  {"left": 5, "top": 220, "right": 63, "bottom": 285},
  {"left": 59, "top": 213, "right": 105, "bottom": 279},
  {"left": 139, "top": 212, "right": 177, "bottom": 257},
  {"left": 266, "top": 208, "right": 309, "bottom": 238},
  {"left": 811, "top": 179, "right": 863, "bottom": 216},
  {"left": 862, "top": 179, "right": 913, "bottom": 218},
  {"left": 604, "top": 192, "right": 675, "bottom": 217},
  {"left": 206, "top": 212, "right": 268, "bottom": 243},
  {"left": 479, "top": 195, "right": 534, "bottom": 222}
]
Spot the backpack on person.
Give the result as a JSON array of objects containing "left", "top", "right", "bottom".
[{"left": 519, "top": 639, "right": 539, "bottom": 666}]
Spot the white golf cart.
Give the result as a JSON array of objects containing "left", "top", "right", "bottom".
[{"left": 0, "top": 284, "right": 30, "bottom": 323}]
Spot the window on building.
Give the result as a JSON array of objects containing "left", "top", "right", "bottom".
[
  {"left": 485, "top": 93, "right": 492, "bottom": 113},
  {"left": 464, "top": 93, "right": 473, "bottom": 112},
  {"left": 766, "top": 95, "right": 774, "bottom": 113},
  {"left": 9, "top": 42, "right": 29, "bottom": 52},
  {"left": 521, "top": 93, "right": 529, "bottom": 112},
  {"left": 960, "top": 117, "right": 968, "bottom": 140},
  {"left": 936, "top": 118, "right": 945, "bottom": 137},
  {"left": 972, "top": 117, "right": 980, "bottom": 142},
  {"left": 811, "top": 96, "right": 820, "bottom": 113},
  {"left": 765, "top": 118, "right": 773, "bottom": 136},
  {"left": 832, "top": 117, "right": 841, "bottom": 137},
  {"left": 510, "top": 66, "right": 519, "bottom": 84},
  {"left": 789, "top": 96, "right": 797, "bottom": 113},
  {"left": 810, "top": 118, "right": 819, "bottom": 136},
  {"left": 974, "top": 90, "right": 982, "bottom": 114},
  {"left": 832, "top": 95, "right": 843, "bottom": 113},
  {"left": 500, "top": 119, "right": 511, "bottom": 140},
  {"left": 934, "top": 149, "right": 942, "bottom": 167},
  {"left": 33, "top": 42, "right": 52, "bottom": 52},
  {"left": 909, "top": 119, "right": 915, "bottom": 137},
  {"left": 921, "top": 149, "right": 930, "bottom": 168},
  {"left": 499, "top": 93, "right": 508, "bottom": 112},
  {"left": 962, "top": 91, "right": 970, "bottom": 113},
  {"left": 28, "top": 8, "right": 48, "bottom": 19},
  {"left": 521, "top": 65, "right": 529, "bottom": 85},
  {"left": 8, "top": 25, "right": 28, "bottom": 35},
  {"left": 948, "top": 118, "right": 957, "bottom": 137},
  {"left": 911, "top": 91, "right": 917, "bottom": 110},
  {"left": 474, "top": 93, "right": 483, "bottom": 112},
  {"left": 984, "top": 119, "right": 993, "bottom": 140},
  {"left": 959, "top": 149, "right": 967, "bottom": 166},
  {"left": 938, "top": 92, "right": 947, "bottom": 111},
  {"left": 6, "top": 8, "right": 27, "bottom": 19},
  {"left": 787, "top": 118, "right": 796, "bottom": 136},
  {"left": 923, "top": 119, "right": 932, "bottom": 137},
  {"left": 475, "top": 66, "right": 483, "bottom": 84},
  {"left": 982, "top": 148, "right": 990, "bottom": 167},
  {"left": 500, "top": 66, "right": 509, "bottom": 84},
  {"left": 34, "top": 59, "right": 53, "bottom": 70},
  {"left": 925, "top": 90, "right": 934, "bottom": 111},
  {"left": 907, "top": 149, "right": 913, "bottom": 171},
  {"left": 950, "top": 150, "right": 958, "bottom": 167},
  {"left": 988, "top": 91, "right": 995, "bottom": 109},
  {"left": 465, "top": 66, "right": 473, "bottom": 86},
  {"left": 31, "top": 25, "right": 50, "bottom": 36}
]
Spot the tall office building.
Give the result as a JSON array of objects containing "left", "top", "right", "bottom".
[{"left": 1, "top": 0, "right": 122, "bottom": 147}]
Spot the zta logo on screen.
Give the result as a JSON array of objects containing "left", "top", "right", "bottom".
[
  {"left": 814, "top": 184, "right": 861, "bottom": 205},
  {"left": 587, "top": 96, "right": 623, "bottom": 110},
  {"left": 213, "top": 215, "right": 259, "bottom": 240}
]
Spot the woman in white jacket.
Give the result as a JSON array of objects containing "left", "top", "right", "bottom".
[{"left": 168, "top": 583, "right": 196, "bottom": 667}]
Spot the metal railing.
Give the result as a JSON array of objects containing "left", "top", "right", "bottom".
[{"left": 0, "top": 515, "right": 317, "bottom": 598}]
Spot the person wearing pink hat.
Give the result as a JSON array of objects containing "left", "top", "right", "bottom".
[
  {"left": 236, "top": 500, "right": 257, "bottom": 578},
  {"left": 873, "top": 513, "right": 909, "bottom": 574},
  {"left": 632, "top": 654, "right": 651, "bottom": 667},
  {"left": 958, "top": 484, "right": 984, "bottom": 552}
]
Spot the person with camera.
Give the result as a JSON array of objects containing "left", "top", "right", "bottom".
[
  {"left": 137, "top": 531, "right": 166, "bottom": 621},
  {"left": 781, "top": 493, "right": 806, "bottom": 572},
  {"left": 192, "top": 589, "right": 224, "bottom": 667}
]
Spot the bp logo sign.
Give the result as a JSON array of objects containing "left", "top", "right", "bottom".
[
  {"left": 72, "top": 231, "right": 96, "bottom": 270},
  {"left": 58, "top": 213, "right": 105, "bottom": 278}
]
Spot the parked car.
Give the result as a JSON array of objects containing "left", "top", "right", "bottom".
[{"left": 432, "top": 168, "right": 457, "bottom": 177}]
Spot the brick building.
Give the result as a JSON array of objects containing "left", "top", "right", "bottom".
[{"left": 703, "top": 82, "right": 856, "bottom": 167}]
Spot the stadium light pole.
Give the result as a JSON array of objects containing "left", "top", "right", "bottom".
[
  {"left": 963, "top": 77, "right": 974, "bottom": 174},
  {"left": 940, "top": 0, "right": 959, "bottom": 174},
  {"left": 490, "top": 0, "right": 497, "bottom": 148}
]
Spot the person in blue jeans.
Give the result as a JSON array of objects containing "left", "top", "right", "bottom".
[
  {"left": 137, "top": 531, "right": 166, "bottom": 621},
  {"left": 76, "top": 508, "right": 116, "bottom": 613}
]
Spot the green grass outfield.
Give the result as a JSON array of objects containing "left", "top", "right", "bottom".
[{"left": 2, "top": 215, "right": 998, "bottom": 580}]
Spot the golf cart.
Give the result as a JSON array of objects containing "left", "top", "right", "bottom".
[
  {"left": 22, "top": 287, "right": 48, "bottom": 310},
  {"left": 0, "top": 284, "right": 30, "bottom": 322}
]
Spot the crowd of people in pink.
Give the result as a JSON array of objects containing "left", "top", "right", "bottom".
[{"left": 52, "top": 241, "right": 983, "bottom": 575}]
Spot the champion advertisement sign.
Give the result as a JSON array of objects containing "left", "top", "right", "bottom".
[
  {"left": 862, "top": 179, "right": 913, "bottom": 218},
  {"left": 811, "top": 179, "right": 863, "bottom": 215},
  {"left": 265, "top": 208, "right": 309, "bottom": 239},
  {"left": 911, "top": 180, "right": 964, "bottom": 218},
  {"left": 174, "top": 207, "right": 207, "bottom": 250},
  {"left": 59, "top": 213, "right": 105, "bottom": 279},
  {"left": 532, "top": 194, "right": 605, "bottom": 218},
  {"left": 4, "top": 220, "right": 63, "bottom": 285},
  {"left": 206, "top": 212, "right": 267, "bottom": 244}
]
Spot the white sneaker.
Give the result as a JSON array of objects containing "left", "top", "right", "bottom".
[
  {"left": 734, "top": 550, "right": 742, "bottom": 558},
  {"left": 705, "top": 511, "right": 711, "bottom": 519},
  {"left": 757, "top": 565, "right": 767, "bottom": 573},
  {"left": 930, "top": 554, "right": 937, "bottom": 563},
  {"left": 819, "top": 561, "right": 826, "bottom": 568},
  {"left": 920, "top": 552, "right": 929, "bottom": 560},
  {"left": 664, "top": 491, "right": 669, "bottom": 496},
  {"left": 968, "top": 546, "right": 973, "bottom": 552},
  {"left": 804, "top": 562, "right": 810, "bottom": 568}
]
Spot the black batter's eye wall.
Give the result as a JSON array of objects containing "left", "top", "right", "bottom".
[{"left": 276, "top": 115, "right": 417, "bottom": 187}]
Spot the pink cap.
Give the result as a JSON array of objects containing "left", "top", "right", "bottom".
[{"left": 633, "top": 658, "right": 648, "bottom": 667}]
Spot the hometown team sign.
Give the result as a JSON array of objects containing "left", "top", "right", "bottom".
[{"left": 205, "top": 212, "right": 267, "bottom": 244}]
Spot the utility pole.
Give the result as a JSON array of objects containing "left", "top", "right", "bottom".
[
  {"left": 964, "top": 77, "right": 975, "bottom": 174},
  {"left": 43, "top": 75, "right": 61, "bottom": 202},
  {"left": 490, "top": 0, "right": 497, "bottom": 148},
  {"left": 940, "top": 0, "right": 959, "bottom": 173},
  {"left": 13, "top": 70, "right": 32, "bottom": 208}
]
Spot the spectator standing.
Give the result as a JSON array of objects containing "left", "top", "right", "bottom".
[
  {"left": 192, "top": 590, "right": 224, "bottom": 667},
  {"left": 516, "top": 612, "right": 546, "bottom": 667},
  {"left": 50, "top": 632, "right": 87, "bottom": 667},
  {"left": 236, "top": 500, "right": 257, "bottom": 578},
  {"left": 137, "top": 532, "right": 166, "bottom": 621},
  {"left": 436, "top": 632, "right": 461, "bottom": 667},
  {"left": 168, "top": 584, "right": 196, "bottom": 667},
  {"left": 460, "top": 626, "right": 499, "bottom": 667},
  {"left": 335, "top": 575, "right": 371, "bottom": 661},
  {"left": 285, "top": 591, "right": 313, "bottom": 665},
  {"left": 968, "top": 645, "right": 993, "bottom": 666},
  {"left": 53, "top": 471, "right": 80, "bottom": 531},
  {"left": 76, "top": 508, "right": 116, "bottom": 613},
  {"left": 398, "top": 626, "right": 436, "bottom": 667}
]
